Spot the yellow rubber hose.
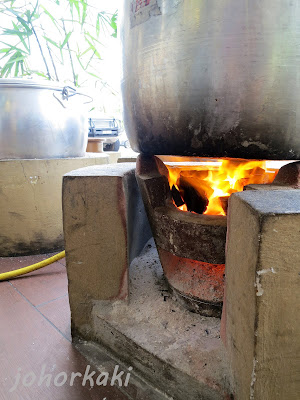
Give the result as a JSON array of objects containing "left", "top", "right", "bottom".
[{"left": 0, "top": 251, "right": 65, "bottom": 282}]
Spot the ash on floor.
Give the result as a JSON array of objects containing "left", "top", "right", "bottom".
[{"left": 92, "top": 239, "right": 230, "bottom": 397}]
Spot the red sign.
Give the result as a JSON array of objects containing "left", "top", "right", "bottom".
[{"left": 135, "top": 0, "right": 151, "bottom": 12}]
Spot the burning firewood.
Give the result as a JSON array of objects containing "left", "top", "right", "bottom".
[
  {"left": 171, "top": 185, "right": 185, "bottom": 207},
  {"left": 178, "top": 176, "right": 209, "bottom": 214}
]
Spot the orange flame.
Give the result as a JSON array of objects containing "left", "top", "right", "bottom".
[{"left": 165, "top": 159, "right": 278, "bottom": 216}]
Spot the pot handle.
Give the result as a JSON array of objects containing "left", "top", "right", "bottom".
[{"left": 53, "top": 86, "right": 93, "bottom": 108}]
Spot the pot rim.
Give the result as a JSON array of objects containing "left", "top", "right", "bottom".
[{"left": 0, "top": 78, "right": 66, "bottom": 91}]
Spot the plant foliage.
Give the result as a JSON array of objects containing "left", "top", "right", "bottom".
[{"left": 0, "top": 0, "right": 118, "bottom": 87}]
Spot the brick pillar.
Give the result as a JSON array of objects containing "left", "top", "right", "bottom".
[
  {"left": 62, "top": 163, "right": 152, "bottom": 339},
  {"left": 224, "top": 189, "right": 300, "bottom": 399}
]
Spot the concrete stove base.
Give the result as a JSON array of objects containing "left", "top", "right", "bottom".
[
  {"left": 63, "top": 161, "right": 300, "bottom": 400},
  {"left": 85, "top": 239, "right": 232, "bottom": 400}
]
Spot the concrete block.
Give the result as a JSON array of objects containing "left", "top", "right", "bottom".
[
  {"left": 244, "top": 184, "right": 294, "bottom": 191},
  {"left": 62, "top": 163, "right": 152, "bottom": 336},
  {"left": 224, "top": 189, "right": 300, "bottom": 399},
  {"left": 0, "top": 154, "right": 109, "bottom": 256},
  {"left": 85, "top": 151, "right": 121, "bottom": 164}
]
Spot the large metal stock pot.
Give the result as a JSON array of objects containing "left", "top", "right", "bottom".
[
  {"left": 0, "top": 79, "right": 88, "bottom": 159},
  {"left": 122, "top": 0, "right": 300, "bottom": 159}
]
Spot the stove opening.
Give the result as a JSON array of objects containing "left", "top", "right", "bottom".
[{"left": 164, "top": 158, "right": 279, "bottom": 215}]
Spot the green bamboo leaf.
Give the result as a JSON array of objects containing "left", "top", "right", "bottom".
[
  {"left": 17, "top": 16, "right": 32, "bottom": 35},
  {"left": 68, "top": 0, "right": 80, "bottom": 20},
  {"left": 74, "top": 1, "right": 80, "bottom": 21},
  {"left": 85, "top": 50, "right": 95, "bottom": 70},
  {"left": 29, "top": 1, "right": 39, "bottom": 22},
  {"left": 40, "top": 6, "right": 60, "bottom": 31},
  {"left": 76, "top": 53, "right": 85, "bottom": 70},
  {"left": 60, "top": 32, "right": 72, "bottom": 49},
  {"left": 81, "top": 0, "right": 87, "bottom": 26},
  {"left": 97, "top": 14, "right": 110, "bottom": 36},
  {"left": 96, "top": 12, "right": 112, "bottom": 37},
  {"left": 25, "top": 10, "right": 31, "bottom": 21},
  {"left": 0, "top": 65, "right": 9, "bottom": 77},
  {"left": 68, "top": 0, "right": 73, "bottom": 15},
  {"left": 97, "top": 11, "right": 111, "bottom": 25},
  {"left": 0, "top": 41, "right": 27, "bottom": 54},
  {"left": 2, "top": 28, "right": 24, "bottom": 36},
  {"left": 12, "top": 22, "right": 29, "bottom": 52},
  {"left": 86, "top": 71, "right": 101, "bottom": 79},
  {"left": 43, "top": 36, "right": 60, "bottom": 48},
  {"left": 3, "top": 7, "right": 20, "bottom": 18},
  {"left": 59, "top": 47, "right": 64, "bottom": 63},
  {"left": 96, "top": 14, "right": 100, "bottom": 37},
  {"left": 14, "top": 60, "right": 19, "bottom": 76},
  {"left": 0, "top": 64, "right": 12, "bottom": 77},
  {"left": 110, "top": 12, "right": 117, "bottom": 31},
  {"left": 84, "top": 32, "right": 102, "bottom": 45},
  {"left": 84, "top": 37, "right": 101, "bottom": 60},
  {"left": 0, "top": 53, "right": 16, "bottom": 77},
  {"left": 6, "top": 55, "right": 25, "bottom": 64},
  {"left": 80, "top": 46, "right": 92, "bottom": 57},
  {"left": 110, "top": 11, "right": 117, "bottom": 38},
  {"left": 27, "top": 70, "right": 49, "bottom": 78}
]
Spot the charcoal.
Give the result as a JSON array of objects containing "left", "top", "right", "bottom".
[
  {"left": 219, "top": 196, "right": 229, "bottom": 215},
  {"left": 179, "top": 177, "right": 209, "bottom": 214},
  {"left": 171, "top": 185, "right": 185, "bottom": 207}
]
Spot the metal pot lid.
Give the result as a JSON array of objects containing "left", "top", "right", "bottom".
[{"left": 0, "top": 78, "right": 65, "bottom": 91}]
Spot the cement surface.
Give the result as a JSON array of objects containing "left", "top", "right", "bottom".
[
  {"left": 91, "top": 239, "right": 231, "bottom": 400},
  {"left": 244, "top": 183, "right": 295, "bottom": 191},
  {"left": 225, "top": 189, "right": 300, "bottom": 399},
  {"left": 236, "top": 189, "right": 300, "bottom": 214},
  {"left": 0, "top": 154, "right": 109, "bottom": 256},
  {"left": 75, "top": 340, "right": 170, "bottom": 400},
  {"left": 118, "top": 156, "right": 138, "bottom": 163},
  {"left": 65, "top": 162, "right": 136, "bottom": 177},
  {"left": 63, "top": 164, "right": 152, "bottom": 330}
]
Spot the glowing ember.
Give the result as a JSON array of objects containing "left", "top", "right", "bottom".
[{"left": 165, "top": 159, "right": 279, "bottom": 216}]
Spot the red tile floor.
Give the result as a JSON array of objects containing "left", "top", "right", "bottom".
[{"left": 0, "top": 252, "right": 128, "bottom": 400}]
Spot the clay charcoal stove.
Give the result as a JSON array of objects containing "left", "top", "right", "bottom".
[{"left": 135, "top": 154, "right": 284, "bottom": 317}]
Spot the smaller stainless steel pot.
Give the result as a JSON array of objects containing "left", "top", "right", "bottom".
[{"left": 0, "top": 79, "right": 89, "bottom": 159}]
